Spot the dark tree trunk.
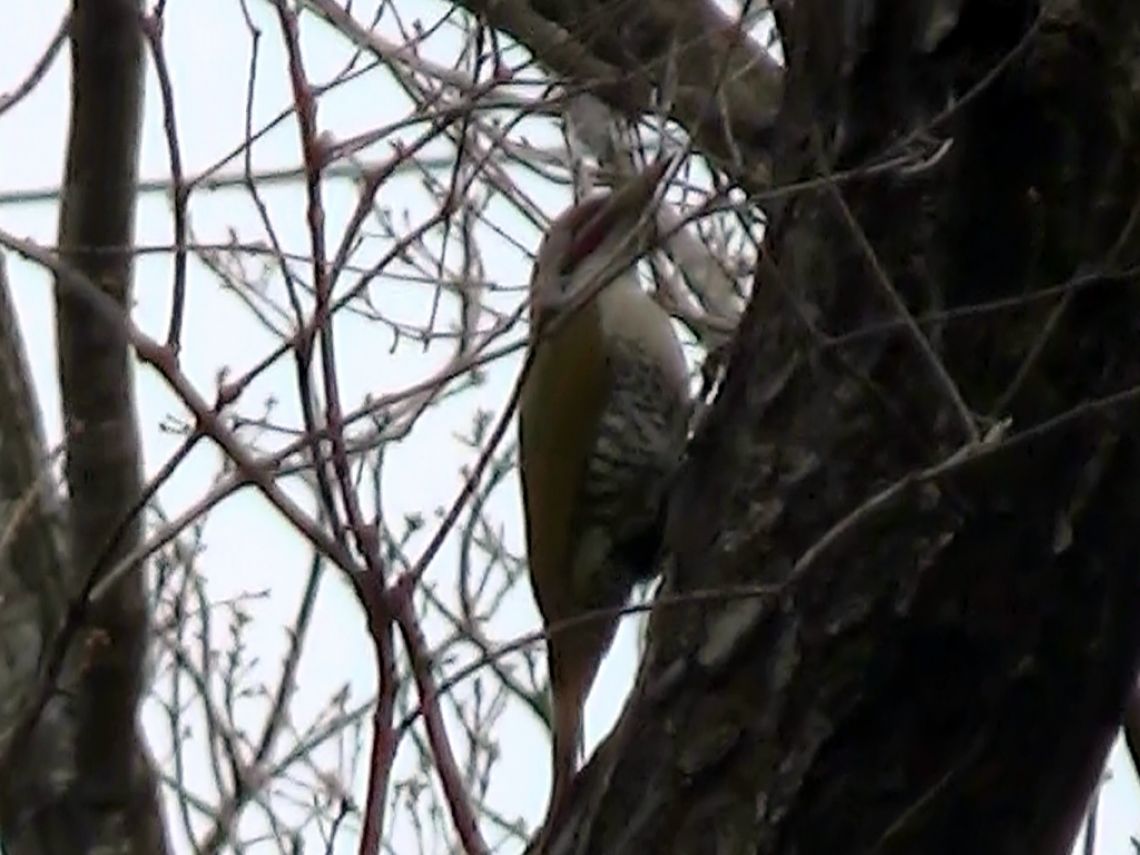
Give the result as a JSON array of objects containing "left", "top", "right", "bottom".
[
  {"left": 540, "top": 2, "right": 1140, "bottom": 853},
  {"left": 0, "top": 1, "right": 169, "bottom": 852}
]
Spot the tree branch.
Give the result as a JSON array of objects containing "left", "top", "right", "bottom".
[{"left": 453, "top": 0, "right": 782, "bottom": 186}]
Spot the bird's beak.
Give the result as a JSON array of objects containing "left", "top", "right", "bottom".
[{"left": 599, "top": 153, "right": 677, "bottom": 231}]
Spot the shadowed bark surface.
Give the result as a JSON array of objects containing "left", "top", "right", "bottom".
[{"left": 536, "top": 2, "right": 1140, "bottom": 853}]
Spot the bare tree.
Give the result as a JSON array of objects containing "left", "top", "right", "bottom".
[{"left": 0, "top": 1, "right": 1138, "bottom": 854}]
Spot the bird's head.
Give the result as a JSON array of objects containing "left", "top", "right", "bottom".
[{"left": 529, "top": 157, "right": 673, "bottom": 322}]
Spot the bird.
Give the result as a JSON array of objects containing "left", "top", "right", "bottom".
[{"left": 518, "top": 156, "right": 691, "bottom": 845}]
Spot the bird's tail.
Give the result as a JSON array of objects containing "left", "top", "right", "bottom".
[{"left": 540, "top": 693, "right": 581, "bottom": 845}]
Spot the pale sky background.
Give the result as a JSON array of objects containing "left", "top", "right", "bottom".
[{"left": 0, "top": 1, "right": 1137, "bottom": 853}]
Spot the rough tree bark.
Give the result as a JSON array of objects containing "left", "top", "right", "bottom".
[
  {"left": 0, "top": 0, "right": 170, "bottom": 852},
  {"left": 505, "top": 2, "right": 1140, "bottom": 854}
]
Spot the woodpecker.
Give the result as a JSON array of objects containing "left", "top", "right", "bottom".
[{"left": 518, "top": 157, "right": 691, "bottom": 840}]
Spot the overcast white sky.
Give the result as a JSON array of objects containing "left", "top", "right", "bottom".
[{"left": 0, "top": 1, "right": 1137, "bottom": 853}]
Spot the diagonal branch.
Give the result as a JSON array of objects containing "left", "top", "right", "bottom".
[{"left": 416, "top": 0, "right": 781, "bottom": 186}]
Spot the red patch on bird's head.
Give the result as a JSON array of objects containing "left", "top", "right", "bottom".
[
  {"left": 562, "top": 196, "right": 610, "bottom": 272},
  {"left": 556, "top": 158, "right": 672, "bottom": 273}
]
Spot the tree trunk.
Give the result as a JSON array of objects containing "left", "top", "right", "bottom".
[
  {"left": 0, "top": 1, "right": 170, "bottom": 852},
  {"left": 539, "top": 2, "right": 1140, "bottom": 853}
]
